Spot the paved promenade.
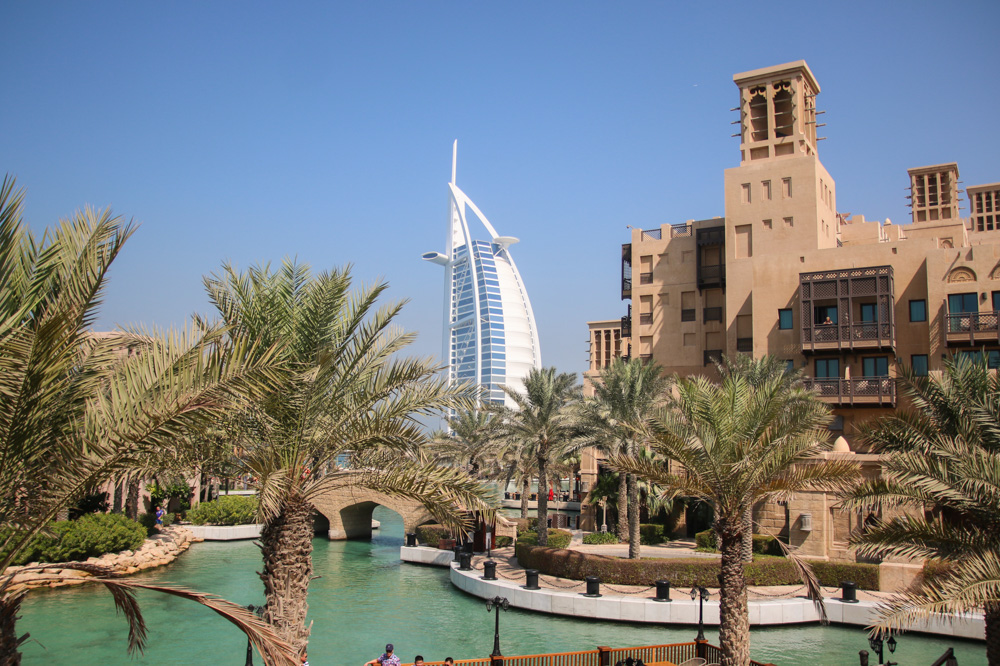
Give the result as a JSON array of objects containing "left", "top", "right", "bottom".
[{"left": 400, "top": 545, "right": 985, "bottom": 640}]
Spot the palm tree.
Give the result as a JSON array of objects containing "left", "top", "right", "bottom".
[
  {"left": 583, "top": 470, "right": 620, "bottom": 534},
  {"left": 715, "top": 354, "right": 806, "bottom": 562},
  {"left": 490, "top": 367, "right": 582, "bottom": 546},
  {"left": 431, "top": 407, "right": 496, "bottom": 475},
  {"left": 583, "top": 357, "right": 669, "bottom": 558},
  {"left": 202, "top": 260, "right": 493, "bottom": 654},
  {"left": 0, "top": 177, "right": 297, "bottom": 665},
  {"left": 843, "top": 357, "right": 1000, "bottom": 663},
  {"left": 609, "top": 355, "right": 859, "bottom": 666}
]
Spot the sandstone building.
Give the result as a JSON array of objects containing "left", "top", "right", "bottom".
[{"left": 584, "top": 61, "right": 998, "bottom": 570}]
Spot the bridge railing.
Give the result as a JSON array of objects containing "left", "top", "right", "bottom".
[{"left": 399, "top": 641, "right": 774, "bottom": 666}]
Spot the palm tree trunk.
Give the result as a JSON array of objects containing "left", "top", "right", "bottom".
[
  {"left": 520, "top": 478, "right": 530, "bottom": 519},
  {"left": 627, "top": 473, "right": 641, "bottom": 559},
  {"left": 125, "top": 478, "right": 140, "bottom": 520},
  {"left": 741, "top": 504, "right": 753, "bottom": 563},
  {"left": 986, "top": 601, "right": 1000, "bottom": 666},
  {"left": 717, "top": 516, "right": 751, "bottom": 666},
  {"left": 536, "top": 455, "right": 549, "bottom": 547},
  {"left": 616, "top": 473, "right": 628, "bottom": 542},
  {"left": 259, "top": 495, "right": 314, "bottom": 654},
  {"left": 112, "top": 478, "right": 123, "bottom": 513},
  {"left": 0, "top": 590, "right": 27, "bottom": 665}
]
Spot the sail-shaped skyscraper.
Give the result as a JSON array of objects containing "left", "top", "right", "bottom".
[{"left": 422, "top": 142, "right": 542, "bottom": 406}]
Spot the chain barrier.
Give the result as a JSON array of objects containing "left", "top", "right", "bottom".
[
  {"left": 747, "top": 585, "right": 806, "bottom": 599},
  {"left": 603, "top": 583, "right": 655, "bottom": 595},
  {"left": 539, "top": 575, "right": 584, "bottom": 589}
]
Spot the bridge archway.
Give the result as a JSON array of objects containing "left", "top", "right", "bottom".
[{"left": 312, "top": 487, "right": 435, "bottom": 540}]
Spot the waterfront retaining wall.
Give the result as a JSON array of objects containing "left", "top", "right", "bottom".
[{"left": 1, "top": 525, "right": 199, "bottom": 593}]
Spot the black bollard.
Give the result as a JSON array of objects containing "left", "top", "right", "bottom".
[
  {"left": 583, "top": 575, "right": 602, "bottom": 598},
  {"left": 523, "top": 569, "right": 540, "bottom": 590},
  {"left": 453, "top": 545, "right": 463, "bottom": 562},
  {"left": 654, "top": 580, "right": 671, "bottom": 602},
  {"left": 841, "top": 581, "right": 859, "bottom": 603},
  {"left": 464, "top": 541, "right": 475, "bottom": 554},
  {"left": 483, "top": 560, "right": 497, "bottom": 580},
  {"left": 405, "top": 533, "right": 417, "bottom": 547},
  {"left": 459, "top": 552, "right": 473, "bottom": 571},
  {"left": 858, "top": 649, "right": 869, "bottom": 666}
]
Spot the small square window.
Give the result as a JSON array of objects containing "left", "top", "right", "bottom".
[
  {"left": 763, "top": 219, "right": 773, "bottom": 229},
  {"left": 783, "top": 217, "right": 794, "bottom": 227},
  {"left": 784, "top": 359, "right": 795, "bottom": 374},
  {"left": 911, "top": 354, "right": 928, "bottom": 376},
  {"left": 909, "top": 299, "right": 927, "bottom": 322},
  {"left": 778, "top": 309, "right": 793, "bottom": 330}
]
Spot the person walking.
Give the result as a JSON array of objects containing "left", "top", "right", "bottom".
[{"left": 154, "top": 505, "right": 165, "bottom": 527}]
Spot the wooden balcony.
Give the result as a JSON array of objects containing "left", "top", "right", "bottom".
[
  {"left": 801, "top": 321, "right": 895, "bottom": 353},
  {"left": 799, "top": 266, "right": 895, "bottom": 354},
  {"left": 945, "top": 310, "right": 1000, "bottom": 345},
  {"left": 803, "top": 377, "right": 896, "bottom": 407}
]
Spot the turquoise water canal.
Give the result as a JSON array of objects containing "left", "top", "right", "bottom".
[{"left": 18, "top": 508, "right": 986, "bottom": 665}]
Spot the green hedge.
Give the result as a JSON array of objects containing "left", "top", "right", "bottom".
[
  {"left": 583, "top": 531, "right": 620, "bottom": 545},
  {"left": 640, "top": 523, "right": 668, "bottom": 545},
  {"left": 186, "top": 495, "right": 258, "bottom": 526},
  {"left": 1, "top": 513, "right": 147, "bottom": 566},
  {"left": 416, "top": 524, "right": 452, "bottom": 547},
  {"left": 695, "top": 529, "right": 716, "bottom": 550},
  {"left": 694, "top": 530, "right": 784, "bottom": 557},
  {"left": 495, "top": 535, "right": 513, "bottom": 548},
  {"left": 515, "top": 544, "right": 879, "bottom": 590},
  {"left": 516, "top": 528, "right": 572, "bottom": 548}
]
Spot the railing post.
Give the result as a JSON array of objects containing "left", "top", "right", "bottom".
[
  {"left": 695, "top": 639, "right": 708, "bottom": 660},
  {"left": 597, "top": 646, "right": 611, "bottom": 666}
]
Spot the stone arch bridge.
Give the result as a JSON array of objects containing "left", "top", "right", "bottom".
[{"left": 312, "top": 485, "right": 436, "bottom": 540}]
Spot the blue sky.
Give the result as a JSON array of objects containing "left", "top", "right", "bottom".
[{"left": 3, "top": 1, "right": 999, "bottom": 376}]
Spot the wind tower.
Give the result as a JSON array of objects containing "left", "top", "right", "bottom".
[{"left": 422, "top": 141, "right": 542, "bottom": 407}]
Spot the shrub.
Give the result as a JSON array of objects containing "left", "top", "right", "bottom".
[
  {"left": 515, "top": 544, "right": 880, "bottom": 590},
  {"left": 2, "top": 513, "right": 147, "bottom": 565},
  {"left": 695, "top": 529, "right": 716, "bottom": 551},
  {"left": 919, "top": 559, "right": 952, "bottom": 588},
  {"left": 512, "top": 518, "right": 539, "bottom": 535},
  {"left": 752, "top": 534, "right": 784, "bottom": 556},
  {"left": 495, "top": 535, "right": 513, "bottom": 548},
  {"left": 516, "top": 528, "right": 572, "bottom": 548},
  {"left": 639, "top": 523, "right": 667, "bottom": 545},
  {"left": 811, "top": 560, "right": 879, "bottom": 590},
  {"left": 186, "top": 495, "right": 258, "bottom": 525},
  {"left": 69, "top": 491, "right": 110, "bottom": 520},
  {"left": 415, "top": 524, "right": 452, "bottom": 547},
  {"left": 583, "top": 531, "right": 619, "bottom": 545}
]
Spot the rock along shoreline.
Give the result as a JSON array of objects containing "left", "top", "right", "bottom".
[{"left": 2, "top": 524, "right": 203, "bottom": 593}]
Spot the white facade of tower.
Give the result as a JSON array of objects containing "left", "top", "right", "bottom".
[{"left": 422, "top": 142, "right": 542, "bottom": 406}]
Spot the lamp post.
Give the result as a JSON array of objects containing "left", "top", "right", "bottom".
[
  {"left": 244, "top": 604, "right": 264, "bottom": 665},
  {"left": 690, "top": 586, "right": 709, "bottom": 642},
  {"left": 868, "top": 634, "right": 897, "bottom": 666},
  {"left": 600, "top": 498, "right": 607, "bottom": 533},
  {"left": 486, "top": 596, "right": 510, "bottom": 658}
]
